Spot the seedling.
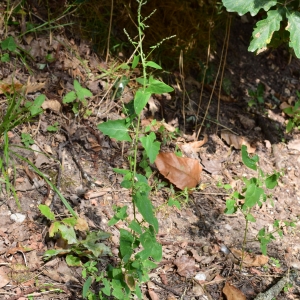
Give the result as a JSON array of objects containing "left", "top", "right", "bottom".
[
  {"left": 248, "top": 82, "right": 265, "bottom": 108},
  {"left": 224, "top": 145, "right": 290, "bottom": 261},
  {"left": 63, "top": 80, "right": 92, "bottom": 117},
  {"left": 283, "top": 91, "right": 300, "bottom": 133}
]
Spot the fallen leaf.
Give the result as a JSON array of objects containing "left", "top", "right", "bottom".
[
  {"left": 179, "top": 134, "right": 208, "bottom": 158},
  {"left": 201, "top": 157, "right": 225, "bottom": 174},
  {"left": 231, "top": 249, "right": 269, "bottom": 267},
  {"left": 174, "top": 255, "right": 196, "bottom": 278},
  {"left": 223, "top": 282, "right": 246, "bottom": 300},
  {"left": 25, "top": 81, "right": 46, "bottom": 94},
  {"left": 74, "top": 217, "right": 89, "bottom": 231},
  {"left": 221, "top": 130, "right": 256, "bottom": 153},
  {"left": 155, "top": 152, "right": 202, "bottom": 190},
  {"left": 42, "top": 100, "right": 61, "bottom": 112}
]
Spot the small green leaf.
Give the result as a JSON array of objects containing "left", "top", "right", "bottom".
[
  {"left": 47, "top": 122, "right": 59, "bottom": 132},
  {"left": 1, "top": 36, "right": 17, "bottom": 51},
  {"left": 58, "top": 224, "right": 77, "bottom": 244},
  {"left": 119, "top": 229, "right": 135, "bottom": 262},
  {"left": 43, "top": 249, "right": 68, "bottom": 260},
  {"left": 1, "top": 53, "right": 10, "bottom": 62},
  {"left": 62, "top": 217, "right": 77, "bottom": 226},
  {"left": 168, "top": 198, "right": 181, "bottom": 209},
  {"left": 140, "top": 132, "right": 160, "bottom": 163},
  {"left": 145, "top": 61, "right": 162, "bottom": 69},
  {"left": 225, "top": 199, "right": 236, "bottom": 214},
  {"left": 63, "top": 91, "right": 77, "bottom": 103},
  {"left": 241, "top": 145, "right": 258, "bottom": 170},
  {"left": 101, "top": 278, "right": 111, "bottom": 296},
  {"left": 21, "top": 133, "right": 34, "bottom": 147},
  {"left": 145, "top": 77, "right": 174, "bottom": 94},
  {"left": 133, "top": 193, "right": 158, "bottom": 233},
  {"left": 98, "top": 119, "right": 132, "bottom": 142},
  {"left": 66, "top": 254, "right": 82, "bottom": 266},
  {"left": 82, "top": 277, "right": 92, "bottom": 298},
  {"left": 244, "top": 184, "right": 264, "bottom": 208},
  {"left": 134, "top": 89, "right": 151, "bottom": 115},
  {"left": 265, "top": 173, "right": 280, "bottom": 189},
  {"left": 25, "top": 94, "right": 45, "bottom": 116},
  {"left": 246, "top": 213, "right": 256, "bottom": 222},
  {"left": 129, "top": 220, "right": 143, "bottom": 235},
  {"left": 74, "top": 80, "right": 92, "bottom": 101},
  {"left": 286, "top": 119, "right": 294, "bottom": 133},
  {"left": 38, "top": 204, "right": 55, "bottom": 221},
  {"left": 132, "top": 55, "right": 140, "bottom": 69}
]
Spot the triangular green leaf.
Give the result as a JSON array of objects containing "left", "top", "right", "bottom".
[
  {"left": 249, "top": 10, "right": 282, "bottom": 53},
  {"left": 58, "top": 224, "right": 77, "bottom": 244},
  {"left": 38, "top": 204, "right": 55, "bottom": 221},
  {"left": 140, "top": 132, "right": 160, "bottom": 163},
  {"left": 74, "top": 80, "right": 92, "bottom": 101},
  {"left": 134, "top": 89, "right": 151, "bottom": 115},
  {"left": 286, "top": 12, "right": 300, "bottom": 58},
  {"left": 145, "top": 61, "right": 162, "bottom": 69},
  {"left": 145, "top": 77, "right": 174, "bottom": 94},
  {"left": 222, "top": 0, "right": 277, "bottom": 16},
  {"left": 133, "top": 193, "right": 158, "bottom": 233},
  {"left": 98, "top": 119, "right": 131, "bottom": 141}
]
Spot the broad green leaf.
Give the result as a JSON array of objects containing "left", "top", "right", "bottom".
[
  {"left": 241, "top": 145, "right": 258, "bottom": 170},
  {"left": 133, "top": 193, "right": 158, "bottom": 233},
  {"left": 25, "top": 94, "right": 45, "bottom": 116},
  {"left": 139, "top": 230, "right": 162, "bottom": 261},
  {"left": 134, "top": 89, "right": 151, "bottom": 115},
  {"left": 63, "top": 91, "right": 77, "bottom": 103},
  {"left": 168, "top": 198, "right": 181, "bottom": 209},
  {"left": 132, "top": 55, "right": 140, "bottom": 69},
  {"left": 225, "top": 199, "right": 236, "bottom": 214},
  {"left": 74, "top": 80, "right": 92, "bottom": 101},
  {"left": 1, "top": 36, "right": 17, "bottom": 51},
  {"left": 140, "top": 132, "right": 160, "bottom": 163},
  {"left": 145, "top": 61, "right": 162, "bottom": 69},
  {"left": 58, "top": 224, "right": 77, "bottom": 244},
  {"left": 244, "top": 184, "right": 264, "bottom": 208},
  {"left": 265, "top": 173, "right": 280, "bottom": 189},
  {"left": 246, "top": 213, "right": 256, "bottom": 222},
  {"left": 98, "top": 119, "right": 131, "bottom": 142},
  {"left": 129, "top": 220, "right": 143, "bottom": 235},
  {"left": 101, "top": 278, "right": 111, "bottom": 296},
  {"left": 82, "top": 241, "right": 112, "bottom": 257},
  {"left": 62, "top": 217, "right": 77, "bottom": 226},
  {"left": 222, "top": 0, "right": 277, "bottom": 16},
  {"left": 113, "top": 168, "right": 131, "bottom": 175},
  {"left": 119, "top": 229, "right": 134, "bottom": 262},
  {"left": 38, "top": 204, "right": 55, "bottom": 221},
  {"left": 43, "top": 249, "right": 68, "bottom": 259},
  {"left": 249, "top": 10, "right": 282, "bottom": 53},
  {"left": 287, "top": 12, "right": 300, "bottom": 59},
  {"left": 286, "top": 119, "right": 294, "bottom": 133},
  {"left": 145, "top": 77, "right": 174, "bottom": 94},
  {"left": 66, "top": 254, "right": 81, "bottom": 266},
  {"left": 82, "top": 276, "right": 92, "bottom": 298},
  {"left": 84, "top": 231, "right": 111, "bottom": 243},
  {"left": 108, "top": 206, "right": 128, "bottom": 226}
]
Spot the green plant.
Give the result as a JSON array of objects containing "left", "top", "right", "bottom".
[
  {"left": 269, "top": 256, "right": 281, "bottom": 268},
  {"left": 95, "top": 1, "right": 175, "bottom": 298},
  {"left": 63, "top": 79, "right": 92, "bottom": 117},
  {"left": 283, "top": 91, "right": 300, "bottom": 132},
  {"left": 47, "top": 122, "right": 60, "bottom": 132},
  {"left": 224, "top": 145, "right": 284, "bottom": 257},
  {"left": 248, "top": 82, "right": 265, "bottom": 108},
  {"left": 39, "top": 204, "right": 111, "bottom": 260},
  {"left": 21, "top": 133, "right": 34, "bottom": 147},
  {"left": 222, "top": 0, "right": 300, "bottom": 58}
]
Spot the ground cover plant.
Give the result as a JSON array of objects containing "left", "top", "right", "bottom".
[{"left": 1, "top": 0, "right": 300, "bottom": 299}]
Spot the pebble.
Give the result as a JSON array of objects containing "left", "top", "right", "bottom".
[{"left": 10, "top": 213, "right": 26, "bottom": 223}]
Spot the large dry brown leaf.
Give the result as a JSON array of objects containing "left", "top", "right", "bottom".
[
  {"left": 155, "top": 152, "right": 202, "bottom": 190},
  {"left": 231, "top": 249, "right": 269, "bottom": 267},
  {"left": 221, "top": 130, "right": 256, "bottom": 153},
  {"left": 223, "top": 282, "right": 246, "bottom": 300}
]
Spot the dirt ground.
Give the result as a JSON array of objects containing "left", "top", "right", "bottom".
[{"left": 1, "top": 6, "right": 300, "bottom": 300}]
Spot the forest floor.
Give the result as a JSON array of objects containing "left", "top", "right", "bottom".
[{"left": 1, "top": 5, "right": 300, "bottom": 300}]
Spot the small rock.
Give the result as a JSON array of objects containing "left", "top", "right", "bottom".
[{"left": 10, "top": 213, "right": 26, "bottom": 223}]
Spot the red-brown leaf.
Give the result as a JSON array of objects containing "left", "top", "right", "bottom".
[{"left": 155, "top": 152, "right": 202, "bottom": 190}]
